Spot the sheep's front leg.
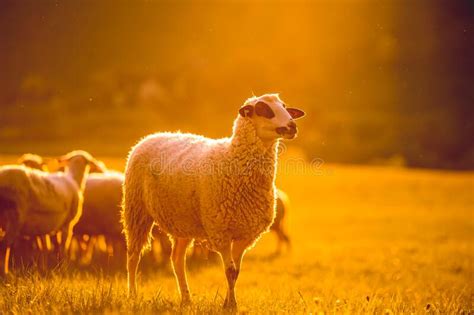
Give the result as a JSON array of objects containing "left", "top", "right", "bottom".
[
  {"left": 232, "top": 239, "right": 251, "bottom": 277},
  {"left": 221, "top": 239, "right": 252, "bottom": 309},
  {"left": 218, "top": 242, "right": 239, "bottom": 309},
  {"left": 58, "top": 225, "right": 73, "bottom": 262},
  {"left": 171, "top": 237, "right": 192, "bottom": 306}
]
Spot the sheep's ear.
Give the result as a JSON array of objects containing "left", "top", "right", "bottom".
[
  {"left": 239, "top": 105, "right": 254, "bottom": 117},
  {"left": 89, "top": 160, "right": 107, "bottom": 173},
  {"left": 286, "top": 107, "right": 305, "bottom": 119},
  {"left": 57, "top": 155, "right": 68, "bottom": 163},
  {"left": 255, "top": 101, "right": 275, "bottom": 119},
  {"left": 56, "top": 157, "right": 68, "bottom": 169}
]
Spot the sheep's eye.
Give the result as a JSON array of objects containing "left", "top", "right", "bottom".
[
  {"left": 281, "top": 103, "right": 286, "bottom": 108},
  {"left": 255, "top": 101, "right": 275, "bottom": 119}
]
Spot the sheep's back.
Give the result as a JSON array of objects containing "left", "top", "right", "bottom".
[
  {"left": 0, "top": 166, "right": 79, "bottom": 235},
  {"left": 76, "top": 173, "right": 124, "bottom": 237},
  {"left": 126, "top": 133, "right": 228, "bottom": 238}
]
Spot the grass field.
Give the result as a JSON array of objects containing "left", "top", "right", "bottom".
[{"left": 0, "top": 154, "right": 472, "bottom": 314}]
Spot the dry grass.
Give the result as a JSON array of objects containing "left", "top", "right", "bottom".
[{"left": 0, "top": 155, "right": 472, "bottom": 314}]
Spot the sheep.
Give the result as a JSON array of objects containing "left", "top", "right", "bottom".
[
  {"left": 72, "top": 166, "right": 173, "bottom": 268},
  {"left": 0, "top": 150, "right": 101, "bottom": 274},
  {"left": 16, "top": 153, "right": 108, "bottom": 264},
  {"left": 190, "top": 188, "right": 292, "bottom": 262},
  {"left": 14, "top": 154, "right": 50, "bottom": 268},
  {"left": 17, "top": 153, "right": 46, "bottom": 171},
  {"left": 122, "top": 93, "right": 305, "bottom": 309},
  {"left": 272, "top": 189, "right": 291, "bottom": 253},
  {"left": 73, "top": 170, "right": 125, "bottom": 264}
]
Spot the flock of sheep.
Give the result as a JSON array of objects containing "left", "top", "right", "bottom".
[{"left": 0, "top": 93, "right": 304, "bottom": 310}]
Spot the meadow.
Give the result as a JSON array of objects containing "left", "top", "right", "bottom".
[{"left": 0, "top": 154, "right": 472, "bottom": 314}]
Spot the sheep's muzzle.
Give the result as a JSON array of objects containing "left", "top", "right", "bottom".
[{"left": 276, "top": 121, "right": 297, "bottom": 138}]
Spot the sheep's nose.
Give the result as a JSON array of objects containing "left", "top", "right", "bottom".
[
  {"left": 288, "top": 121, "right": 296, "bottom": 130},
  {"left": 276, "top": 127, "right": 288, "bottom": 135},
  {"left": 276, "top": 121, "right": 297, "bottom": 135}
]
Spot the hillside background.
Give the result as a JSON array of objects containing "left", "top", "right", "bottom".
[{"left": 0, "top": 0, "right": 472, "bottom": 169}]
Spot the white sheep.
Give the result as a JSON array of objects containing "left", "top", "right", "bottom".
[
  {"left": 73, "top": 170, "right": 125, "bottom": 262},
  {"left": 192, "top": 188, "right": 293, "bottom": 259},
  {"left": 17, "top": 153, "right": 47, "bottom": 171},
  {"left": 122, "top": 93, "right": 305, "bottom": 309},
  {"left": 0, "top": 150, "right": 101, "bottom": 274}
]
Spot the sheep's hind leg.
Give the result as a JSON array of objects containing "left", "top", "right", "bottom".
[
  {"left": 0, "top": 220, "right": 20, "bottom": 276},
  {"left": 171, "top": 237, "right": 192, "bottom": 306},
  {"left": 275, "top": 228, "right": 291, "bottom": 254},
  {"left": 0, "top": 244, "right": 11, "bottom": 276},
  {"left": 125, "top": 212, "right": 154, "bottom": 297},
  {"left": 0, "top": 206, "right": 20, "bottom": 276},
  {"left": 56, "top": 225, "right": 74, "bottom": 264}
]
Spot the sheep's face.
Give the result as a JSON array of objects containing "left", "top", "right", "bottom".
[
  {"left": 58, "top": 150, "right": 103, "bottom": 174},
  {"left": 61, "top": 155, "right": 90, "bottom": 174},
  {"left": 89, "top": 160, "right": 107, "bottom": 173},
  {"left": 18, "top": 154, "right": 45, "bottom": 171},
  {"left": 239, "top": 94, "right": 305, "bottom": 141},
  {"left": 21, "top": 160, "right": 44, "bottom": 170}
]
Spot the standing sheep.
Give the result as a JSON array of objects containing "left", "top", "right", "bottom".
[
  {"left": 122, "top": 93, "right": 305, "bottom": 309},
  {"left": 0, "top": 150, "right": 101, "bottom": 274},
  {"left": 15, "top": 153, "right": 107, "bottom": 260}
]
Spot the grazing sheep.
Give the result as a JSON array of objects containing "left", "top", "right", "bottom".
[
  {"left": 73, "top": 170, "right": 125, "bottom": 262},
  {"left": 15, "top": 154, "right": 51, "bottom": 268},
  {"left": 122, "top": 93, "right": 305, "bottom": 308},
  {"left": 73, "top": 166, "right": 172, "bottom": 267},
  {"left": 75, "top": 172, "right": 124, "bottom": 237},
  {"left": 0, "top": 150, "right": 101, "bottom": 274}
]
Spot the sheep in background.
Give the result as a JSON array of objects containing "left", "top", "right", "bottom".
[
  {"left": 122, "top": 93, "right": 305, "bottom": 309},
  {"left": 16, "top": 153, "right": 108, "bottom": 263},
  {"left": 17, "top": 153, "right": 46, "bottom": 171},
  {"left": 73, "top": 170, "right": 125, "bottom": 265},
  {"left": 272, "top": 189, "right": 291, "bottom": 253},
  {"left": 0, "top": 150, "right": 101, "bottom": 274},
  {"left": 15, "top": 153, "right": 51, "bottom": 267}
]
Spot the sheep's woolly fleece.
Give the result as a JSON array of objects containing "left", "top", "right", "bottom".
[
  {"left": 0, "top": 165, "right": 82, "bottom": 242},
  {"left": 75, "top": 172, "right": 124, "bottom": 237},
  {"left": 122, "top": 96, "right": 283, "bottom": 254}
]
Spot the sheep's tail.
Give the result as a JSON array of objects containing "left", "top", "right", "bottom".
[
  {"left": 0, "top": 188, "right": 20, "bottom": 243},
  {"left": 120, "top": 174, "right": 154, "bottom": 257}
]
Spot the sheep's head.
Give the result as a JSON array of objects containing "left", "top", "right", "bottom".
[
  {"left": 18, "top": 153, "right": 45, "bottom": 170},
  {"left": 239, "top": 94, "right": 305, "bottom": 141},
  {"left": 57, "top": 150, "right": 103, "bottom": 173},
  {"left": 89, "top": 160, "right": 107, "bottom": 173}
]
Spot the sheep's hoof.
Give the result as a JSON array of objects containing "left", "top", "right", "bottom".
[
  {"left": 0, "top": 271, "right": 9, "bottom": 280},
  {"left": 223, "top": 298, "right": 237, "bottom": 311},
  {"left": 180, "top": 297, "right": 192, "bottom": 308},
  {"left": 127, "top": 288, "right": 137, "bottom": 298}
]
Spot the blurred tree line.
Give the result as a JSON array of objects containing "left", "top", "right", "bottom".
[{"left": 0, "top": 0, "right": 472, "bottom": 169}]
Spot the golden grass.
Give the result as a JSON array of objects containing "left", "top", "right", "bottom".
[{"left": 0, "top": 155, "right": 472, "bottom": 314}]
